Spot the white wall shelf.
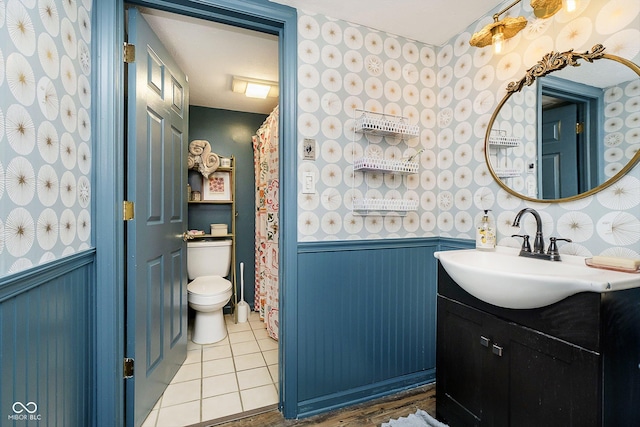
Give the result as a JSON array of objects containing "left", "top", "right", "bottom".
[
  {"left": 353, "top": 157, "right": 419, "bottom": 174},
  {"left": 351, "top": 109, "right": 420, "bottom": 216},
  {"left": 494, "top": 168, "right": 521, "bottom": 178},
  {"left": 352, "top": 198, "right": 418, "bottom": 216},
  {"left": 355, "top": 111, "right": 420, "bottom": 138}
]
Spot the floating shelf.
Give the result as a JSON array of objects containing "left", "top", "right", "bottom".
[
  {"left": 353, "top": 157, "right": 419, "bottom": 174},
  {"left": 494, "top": 168, "right": 521, "bottom": 178},
  {"left": 187, "top": 233, "right": 234, "bottom": 239},
  {"left": 355, "top": 111, "right": 419, "bottom": 138},
  {"left": 488, "top": 135, "right": 521, "bottom": 147},
  {"left": 353, "top": 198, "right": 418, "bottom": 213}
]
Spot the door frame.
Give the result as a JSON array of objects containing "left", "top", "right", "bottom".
[{"left": 93, "top": 1, "right": 298, "bottom": 425}]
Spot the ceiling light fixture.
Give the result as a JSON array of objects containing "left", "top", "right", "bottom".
[{"left": 231, "top": 76, "right": 279, "bottom": 99}]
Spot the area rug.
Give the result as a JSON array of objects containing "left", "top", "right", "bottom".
[{"left": 381, "top": 409, "right": 449, "bottom": 427}]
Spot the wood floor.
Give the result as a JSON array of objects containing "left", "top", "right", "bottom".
[{"left": 204, "top": 384, "right": 436, "bottom": 427}]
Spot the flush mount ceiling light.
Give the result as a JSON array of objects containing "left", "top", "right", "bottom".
[
  {"left": 231, "top": 76, "right": 279, "bottom": 99},
  {"left": 470, "top": 0, "right": 570, "bottom": 54}
]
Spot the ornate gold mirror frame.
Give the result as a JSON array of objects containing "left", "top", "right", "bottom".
[{"left": 485, "top": 44, "right": 640, "bottom": 203}]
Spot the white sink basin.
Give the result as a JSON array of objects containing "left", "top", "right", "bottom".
[{"left": 434, "top": 247, "right": 640, "bottom": 309}]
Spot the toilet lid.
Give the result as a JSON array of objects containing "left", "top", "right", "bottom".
[{"left": 187, "top": 275, "right": 232, "bottom": 295}]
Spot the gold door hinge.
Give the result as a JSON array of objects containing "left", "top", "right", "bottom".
[
  {"left": 123, "top": 201, "right": 135, "bottom": 221},
  {"left": 576, "top": 122, "right": 584, "bottom": 134},
  {"left": 123, "top": 42, "right": 135, "bottom": 63},
  {"left": 124, "top": 358, "right": 134, "bottom": 379}
]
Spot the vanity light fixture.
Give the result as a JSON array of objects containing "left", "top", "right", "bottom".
[
  {"left": 530, "top": 0, "right": 562, "bottom": 18},
  {"left": 231, "top": 76, "right": 279, "bottom": 99},
  {"left": 469, "top": 0, "right": 527, "bottom": 54},
  {"left": 471, "top": 0, "right": 572, "bottom": 54}
]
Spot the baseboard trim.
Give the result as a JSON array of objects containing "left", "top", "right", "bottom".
[{"left": 296, "top": 370, "right": 436, "bottom": 419}]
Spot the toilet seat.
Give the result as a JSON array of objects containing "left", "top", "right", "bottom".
[{"left": 188, "top": 275, "right": 232, "bottom": 295}]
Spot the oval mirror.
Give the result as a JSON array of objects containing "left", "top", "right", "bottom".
[{"left": 485, "top": 45, "right": 640, "bottom": 202}]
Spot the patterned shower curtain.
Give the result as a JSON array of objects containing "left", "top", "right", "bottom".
[{"left": 252, "top": 106, "right": 279, "bottom": 340}]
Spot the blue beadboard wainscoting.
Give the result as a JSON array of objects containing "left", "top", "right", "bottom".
[
  {"left": 295, "top": 237, "right": 473, "bottom": 416},
  {"left": 0, "top": 250, "right": 95, "bottom": 426}
]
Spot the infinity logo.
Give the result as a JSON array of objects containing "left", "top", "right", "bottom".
[{"left": 12, "top": 402, "right": 38, "bottom": 414}]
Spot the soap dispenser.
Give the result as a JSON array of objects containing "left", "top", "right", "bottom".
[{"left": 476, "top": 209, "right": 496, "bottom": 250}]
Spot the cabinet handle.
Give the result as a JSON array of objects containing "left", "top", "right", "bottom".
[
  {"left": 492, "top": 344, "right": 503, "bottom": 357},
  {"left": 480, "top": 336, "right": 490, "bottom": 347}
]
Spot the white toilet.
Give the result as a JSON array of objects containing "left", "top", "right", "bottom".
[{"left": 187, "top": 239, "right": 233, "bottom": 344}]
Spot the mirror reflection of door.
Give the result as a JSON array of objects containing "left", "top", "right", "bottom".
[
  {"left": 541, "top": 102, "right": 578, "bottom": 198},
  {"left": 538, "top": 76, "right": 602, "bottom": 198}
]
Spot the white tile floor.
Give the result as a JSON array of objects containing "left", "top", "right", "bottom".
[{"left": 142, "top": 311, "right": 279, "bottom": 427}]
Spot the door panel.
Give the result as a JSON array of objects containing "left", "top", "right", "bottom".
[
  {"left": 126, "top": 8, "right": 189, "bottom": 427},
  {"left": 541, "top": 104, "right": 578, "bottom": 198}
]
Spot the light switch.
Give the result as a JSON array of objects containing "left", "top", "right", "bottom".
[
  {"left": 302, "top": 172, "right": 316, "bottom": 194},
  {"left": 303, "top": 138, "right": 316, "bottom": 160}
]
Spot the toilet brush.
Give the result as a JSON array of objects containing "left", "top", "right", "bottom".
[{"left": 237, "top": 262, "right": 249, "bottom": 323}]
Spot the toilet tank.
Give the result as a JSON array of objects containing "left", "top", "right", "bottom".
[{"left": 187, "top": 239, "right": 232, "bottom": 280}]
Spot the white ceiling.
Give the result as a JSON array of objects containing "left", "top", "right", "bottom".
[
  {"left": 270, "top": 0, "right": 505, "bottom": 46},
  {"left": 139, "top": 0, "right": 505, "bottom": 114}
]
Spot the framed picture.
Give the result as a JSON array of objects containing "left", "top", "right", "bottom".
[{"left": 202, "top": 171, "right": 231, "bottom": 201}]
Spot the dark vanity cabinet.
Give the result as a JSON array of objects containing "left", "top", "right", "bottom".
[{"left": 436, "top": 263, "right": 640, "bottom": 427}]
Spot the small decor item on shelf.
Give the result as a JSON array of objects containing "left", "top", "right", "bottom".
[
  {"left": 191, "top": 191, "right": 201, "bottom": 201},
  {"left": 202, "top": 171, "right": 232, "bottom": 201},
  {"left": 210, "top": 223, "right": 228, "bottom": 236},
  {"left": 187, "top": 139, "right": 220, "bottom": 178},
  {"left": 220, "top": 157, "right": 231, "bottom": 168}
]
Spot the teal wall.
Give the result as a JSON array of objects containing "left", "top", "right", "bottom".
[
  {"left": 188, "top": 106, "right": 268, "bottom": 308},
  {"left": 0, "top": 0, "right": 98, "bottom": 424},
  {"left": 0, "top": 252, "right": 95, "bottom": 425}
]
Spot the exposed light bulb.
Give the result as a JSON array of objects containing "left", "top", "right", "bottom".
[
  {"left": 492, "top": 31, "right": 505, "bottom": 54},
  {"left": 565, "top": 0, "right": 577, "bottom": 12}
]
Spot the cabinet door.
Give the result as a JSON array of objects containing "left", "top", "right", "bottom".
[
  {"left": 503, "top": 322, "right": 600, "bottom": 426},
  {"left": 437, "top": 297, "right": 500, "bottom": 426}
]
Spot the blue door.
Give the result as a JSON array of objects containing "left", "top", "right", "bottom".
[
  {"left": 125, "top": 8, "right": 189, "bottom": 427},
  {"left": 541, "top": 103, "right": 578, "bottom": 199}
]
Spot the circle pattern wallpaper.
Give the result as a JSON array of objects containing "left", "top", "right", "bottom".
[
  {"left": 296, "top": 0, "right": 639, "bottom": 257},
  {"left": 0, "top": 0, "right": 92, "bottom": 275}
]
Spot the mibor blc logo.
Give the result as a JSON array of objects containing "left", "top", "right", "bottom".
[{"left": 9, "top": 401, "right": 42, "bottom": 421}]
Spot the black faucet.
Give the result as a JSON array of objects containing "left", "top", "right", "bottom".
[
  {"left": 512, "top": 208, "right": 545, "bottom": 254},
  {"left": 511, "top": 208, "right": 572, "bottom": 261}
]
